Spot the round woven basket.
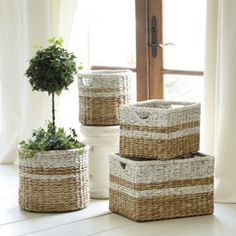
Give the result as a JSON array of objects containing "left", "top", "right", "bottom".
[
  {"left": 18, "top": 146, "right": 89, "bottom": 213},
  {"left": 78, "top": 70, "right": 133, "bottom": 126}
]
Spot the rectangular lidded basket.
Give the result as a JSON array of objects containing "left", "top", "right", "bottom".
[
  {"left": 19, "top": 147, "right": 89, "bottom": 213},
  {"left": 78, "top": 70, "right": 133, "bottom": 126},
  {"left": 120, "top": 100, "right": 200, "bottom": 160},
  {"left": 109, "top": 153, "right": 214, "bottom": 222}
]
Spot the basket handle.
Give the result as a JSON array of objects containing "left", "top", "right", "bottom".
[
  {"left": 78, "top": 77, "right": 94, "bottom": 87},
  {"left": 135, "top": 111, "right": 151, "bottom": 120},
  {"left": 195, "top": 152, "right": 207, "bottom": 157},
  {"left": 120, "top": 161, "right": 126, "bottom": 169}
]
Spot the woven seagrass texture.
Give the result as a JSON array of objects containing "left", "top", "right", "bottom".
[
  {"left": 78, "top": 70, "right": 132, "bottom": 126},
  {"left": 109, "top": 153, "right": 214, "bottom": 222},
  {"left": 119, "top": 100, "right": 201, "bottom": 160},
  {"left": 19, "top": 148, "right": 89, "bottom": 213}
]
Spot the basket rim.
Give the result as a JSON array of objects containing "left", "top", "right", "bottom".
[
  {"left": 18, "top": 145, "right": 88, "bottom": 156},
  {"left": 78, "top": 69, "right": 132, "bottom": 78},
  {"left": 120, "top": 99, "right": 200, "bottom": 113},
  {"left": 110, "top": 152, "right": 214, "bottom": 166},
  {"left": 18, "top": 145, "right": 89, "bottom": 167}
]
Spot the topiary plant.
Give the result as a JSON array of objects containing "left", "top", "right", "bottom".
[
  {"left": 21, "top": 37, "right": 82, "bottom": 155},
  {"left": 25, "top": 37, "right": 77, "bottom": 131}
]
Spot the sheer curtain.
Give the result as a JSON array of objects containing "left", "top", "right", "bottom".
[
  {"left": 0, "top": 0, "right": 80, "bottom": 163},
  {"left": 203, "top": 0, "right": 236, "bottom": 202},
  {"left": 57, "top": 0, "right": 89, "bottom": 131}
]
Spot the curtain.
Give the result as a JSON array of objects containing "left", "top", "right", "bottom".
[
  {"left": 57, "top": 0, "right": 89, "bottom": 130},
  {"left": 203, "top": 0, "right": 236, "bottom": 202},
  {"left": 0, "top": 0, "right": 79, "bottom": 163}
]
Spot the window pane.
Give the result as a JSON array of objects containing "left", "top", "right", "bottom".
[
  {"left": 89, "top": 0, "right": 136, "bottom": 67},
  {"left": 164, "top": 75, "right": 204, "bottom": 102},
  {"left": 163, "top": 0, "right": 207, "bottom": 71}
]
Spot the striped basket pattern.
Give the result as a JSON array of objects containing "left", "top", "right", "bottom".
[
  {"left": 78, "top": 70, "right": 133, "bottom": 126},
  {"left": 19, "top": 147, "right": 89, "bottom": 213},
  {"left": 109, "top": 153, "right": 214, "bottom": 222},
  {"left": 120, "top": 100, "right": 201, "bottom": 160}
]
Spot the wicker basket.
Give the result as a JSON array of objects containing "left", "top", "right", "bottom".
[
  {"left": 19, "top": 147, "right": 89, "bottom": 213},
  {"left": 109, "top": 153, "right": 214, "bottom": 222},
  {"left": 78, "top": 70, "right": 132, "bottom": 126},
  {"left": 120, "top": 100, "right": 201, "bottom": 160}
]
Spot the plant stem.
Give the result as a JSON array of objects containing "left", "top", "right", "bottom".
[{"left": 52, "top": 92, "right": 55, "bottom": 133}]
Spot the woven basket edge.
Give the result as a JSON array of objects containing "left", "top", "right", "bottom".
[
  {"left": 119, "top": 100, "right": 201, "bottom": 113},
  {"left": 109, "top": 153, "right": 214, "bottom": 166}
]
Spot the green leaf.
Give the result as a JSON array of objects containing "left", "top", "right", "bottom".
[
  {"left": 48, "top": 37, "right": 56, "bottom": 44},
  {"left": 57, "top": 36, "right": 64, "bottom": 45},
  {"left": 78, "top": 63, "right": 83, "bottom": 70},
  {"left": 32, "top": 44, "right": 43, "bottom": 49},
  {"left": 55, "top": 90, "right": 61, "bottom": 96}
]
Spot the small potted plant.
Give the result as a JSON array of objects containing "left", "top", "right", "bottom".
[{"left": 19, "top": 37, "right": 89, "bottom": 213}]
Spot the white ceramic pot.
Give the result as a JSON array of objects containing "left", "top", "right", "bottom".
[{"left": 80, "top": 125, "right": 120, "bottom": 199}]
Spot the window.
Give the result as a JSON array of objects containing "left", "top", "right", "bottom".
[
  {"left": 88, "top": 0, "right": 137, "bottom": 101},
  {"left": 163, "top": 0, "right": 206, "bottom": 102},
  {"left": 89, "top": 0, "right": 136, "bottom": 69},
  {"left": 88, "top": 0, "right": 206, "bottom": 102},
  {"left": 136, "top": 0, "right": 206, "bottom": 101}
]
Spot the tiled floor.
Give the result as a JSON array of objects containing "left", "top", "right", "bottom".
[{"left": 1, "top": 165, "right": 236, "bottom": 236}]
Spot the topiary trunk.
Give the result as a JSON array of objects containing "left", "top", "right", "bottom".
[{"left": 52, "top": 92, "right": 56, "bottom": 133}]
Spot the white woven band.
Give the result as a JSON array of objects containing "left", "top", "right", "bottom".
[
  {"left": 120, "top": 127, "right": 199, "bottom": 140},
  {"left": 110, "top": 182, "right": 213, "bottom": 198},
  {"left": 79, "top": 91, "right": 129, "bottom": 98},
  {"left": 19, "top": 172, "right": 88, "bottom": 180},
  {"left": 19, "top": 148, "right": 88, "bottom": 169},
  {"left": 110, "top": 154, "right": 214, "bottom": 183}
]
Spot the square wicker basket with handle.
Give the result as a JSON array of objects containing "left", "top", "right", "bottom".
[
  {"left": 119, "top": 100, "right": 201, "bottom": 160},
  {"left": 109, "top": 153, "right": 214, "bottom": 222}
]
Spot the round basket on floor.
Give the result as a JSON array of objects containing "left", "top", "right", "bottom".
[
  {"left": 18, "top": 146, "right": 89, "bottom": 213},
  {"left": 78, "top": 70, "right": 133, "bottom": 126}
]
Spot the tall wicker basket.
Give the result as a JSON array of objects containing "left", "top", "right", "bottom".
[
  {"left": 109, "top": 153, "right": 214, "bottom": 222},
  {"left": 120, "top": 100, "right": 200, "bottom": 160},
  {"left": 19, "top": 147, "right": 89, "bottom": 213},
  {"left": 78, "top": 70, "right": 132, "bottom": 126}
]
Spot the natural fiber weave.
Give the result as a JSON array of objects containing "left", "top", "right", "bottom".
[
  {"left": 109, "top": 153, "right": 214, "bottom": 221},
  {"left": 119, "top": 100, "right": 201, "bottom": 159},
  {"left": 78, "top": 70, "right": 132, "bottom": 126},
  {"left": 19, "top": 147, "right": 89, "bottom": 213}
]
